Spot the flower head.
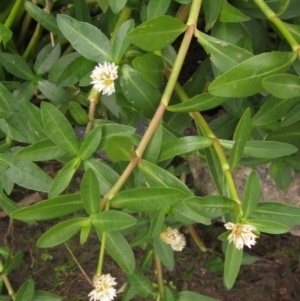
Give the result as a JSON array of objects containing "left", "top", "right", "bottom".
[
  {"left": 224, "top": 222, "right": 258, "bottom": 250},
  {"left": 90, "top": 62, "right": 118, "bottom": 96},
  {"left": 160, "top": 227, "right": 186, "bottom": 251},
  {"left": 88, "top": 273, "right": 117, "bottom": 301}
]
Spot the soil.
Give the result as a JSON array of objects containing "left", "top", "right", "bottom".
[{"left": 1, "top": 212, "right": 300, "bottom": 301}]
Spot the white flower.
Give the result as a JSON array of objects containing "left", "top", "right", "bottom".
[
  {"left": 160, "top": 227, "right": 186, "bottom": 251},
  {"left": 90, "top": 62, "right": 118, "bottom": 96},
  {"left": 224, "top": 222, "right": 258, "bottom": 250},
  {"left": 88, "top": 273, "right": 117, "bottom": 301}
]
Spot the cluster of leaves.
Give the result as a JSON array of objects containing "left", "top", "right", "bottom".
[{"left": 1, "top": 0, "right": 300, "bottom": 300}]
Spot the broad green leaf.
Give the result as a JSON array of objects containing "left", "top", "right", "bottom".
[
  {"left": 167, "top": 93, "right": 227, "bottom": 113},
  {"left": 147, "top": 0, "right": 171, "bottom": 19},
  {"left": 91, "top": 210, "right": 137, "bottom": 231},
  {"left": 138, "top": 159, "right": 193, "bottom": 197},
  {"left": 17, "top": 139, "right": 66, "bottom": 161},
  {"left": 34, "top": 43, "right": 61, "bottom": 75},
  {"left": 270, "top": 160, "right": 292, "bottom": 190},
  {"left": 13, "top": 81, "right": 35, "bottom": 103},
  {"left": 209, "top": 51, "right": 297, "bottom": 97},
  {"left": 178, "top": 291, "right": 220, "bottom": 301},
  {"left": 120, "top": 64, "right": 161, "bottom": 118},
  {"left": 111, "top": 187, "right": 185, "bottom": 211},
  {"left": 97, "top": 230, "right": 135, "bottom": 274},
  {"left": 0, "top": 23, "right": 12, "bottom": 44},
  {"left": 68, "top": 101, "right": 89, "bottom": 125},
  {"left": 132, "top": 54, "right": 164, "bottom": 88},
  {"left": 143, "top": 123, "right": 163, "bottom": 163},
  {"left": 196, "top": 31, "right": 253, "bottom": 73},
  {"left": 80, "top": 168, "right": 100, "bottom": 215},
  {"left": 153, "top": 236, "right": 174, "bottom": 271},
  {"left": 49, "top": 157, "right": 81, "bottom": 198},
  {"left": 220, "top": 140, "right": 297, "bottom": 158},
  {"left": 229, "top": 108, "right": 252, "bottom": 170},
  {"left": 149, "top": 209, "right": 165, "bottom": 238},
  {"left": 74, "top": 0, "right": 91, "bottom": 22},
  {"left": 109, "top": 0, "right": 127, "bottom": 13},
  {"left": 224, "top": 243, "right": 243, "bottom": 289},
  {"left": 37, "top": 217, "right": 88, "bottom": 248},
  {"left": 281, "top": 103, "right": 300, "bottom": 127},
  {"left": 162, "top": 286, "right": 175, "bottom": 301},
  {"left": 184, "top": 196, "right": 236, "bottom": 219},
  {"left": 248, "top": 219, "right": 289, "bottom": 234},
  {"left": 15, "top": 279, "right": 34, "bottom": 301},
  {"left": 219, "top": 1, "right": 250, "bottom": 23},
  {"left": 126, "top": 16, "right": 186, "bottom": 52},
  {"left": 10, "top": 194, "right": 83, "bottom": 221},
  {"left": 32, "top": 290, "right": 62, "bottom": 301},
  {"left": 0, "top": 194, "right": 20, "bottom": 215},
  {"left": 57, "top": 14, "right": 113, "bottom": 62},
  {"left": 78, "top": 126, "right": 102, "bottom": 160},
  {"left": 106, "top": 135, "right": 135, "bottom": 162},
  {"left": 0, "top": 83, "right": 11, "bottom": 119},
  {"left": 0, "top": 153, "right": 52, "bottom": 192},
  {"left": 112, "top": 19, "right": 134, "bottom": 64},
  {"left": 252, "top": 96, "right": 299, "bottom": 126},
  {"left": 262, "top": 74, "right": 300, "bottom": 99},
  {"left": 250, "top": 202, "right": 300, "bottom": 226},
  {"left": 84, "top": 158, "right": 119, "bottom": 196},
  {"left": 0, "top": 53, "right": 34, "bottom": 80},
  {"left": 41, "top": 102, "right": 80, "bottom": 156},
  {"left": 25, "top": 2, "right": 62, "bottom": 36},
  {"left": 127, "top": 271, "right": 158, "bottom": 298},
  {"left": 242, "top": 171, "right": 260, "bottom": 218},
  {"left": 266, "top": 123, "right": 300, "bottom": 146},
  {"left": 158, "top": 136, "right": 213, "bottom": 162},
  {"left": 203, "top": 0, "right": 222, "bottom": 31},
  {"left": 38, "top": 80, "right": 72, "bottom": 105}
]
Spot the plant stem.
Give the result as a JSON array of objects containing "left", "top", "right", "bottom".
[
  {"left": 4, "top": 0, "right": 23, "bottom": 29},
  {"left": 0, "top": 260, "right": 15, "bottom": 301},
  {"left": 17, "top": 13, "right": 32, "bottom": 47},
  {"left": 188, "top": 225, "right": 207, "bottom": 252},
  {"left": 154, "top": 253, "right": 164, "bottom": 297},
  {"left": 85, "top": 91, "right": 99, "bottom": 135},
  {"left": 97, "top": 231, "right": 107, "bottom": 274},
  {"left": 22, "top": 22, "right": 42, "bottom": 59},
  {"left": 253, "top": 0, "right": 300, "bottom": 52}
]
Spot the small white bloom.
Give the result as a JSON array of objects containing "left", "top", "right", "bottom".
[
  {"left": 90, "top": 62, "right": 118, "bottom": 96},
  {"left": 160, "top": 227, "right": 186, "bottom": 251},
  {"left": 88, "top": 273, "right": 117, "bottom": 301},
  {"left": 224, "top": 222, "right": 257, "bottom": 250}
]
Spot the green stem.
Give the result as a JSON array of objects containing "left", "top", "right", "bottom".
[
  {"left": 22, "top": 22, "right": 42, "bottom": 59},
  {"left": 4, "top": 0, "right": 23, "bottom": 29},
  {"left": 97, "top": 231, "right": 107, "bottom": 274},
  {"left": 187, "top": 0, "right": 202, "bottom": 26},
  {"left": 17, "top": 13, "right": 32, "bottom": 47},
  {"left": 0, "top": 260, "right": 15, "bottom": 301},
  {"left": 154, "top": 253, "right": 164, "bottom": 297},
  {"left": 253, "top": 0, "right": 299, "bottom": 51},
  {"left": 188, "top": 225, "right": 207, "bottom": 252}
]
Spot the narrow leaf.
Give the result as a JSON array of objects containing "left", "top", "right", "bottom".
[{"left": 153, "top": 236, "right": 174, "bottom": 271}]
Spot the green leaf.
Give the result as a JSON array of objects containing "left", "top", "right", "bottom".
[
  {"left": 158, "top": 136, "right": 213, "bottom": 162},
  {"left": 84, "top": 158, "right": 119, "bottom": 196},
  {"left": 262, "top": 74, "right": 300, "bottom": 99},
  {"left": 15, "top": 279, "right": 34, "bottom": 301},
  {"left": 127, "top": 271, "right": 157, "bottom": 298},
  {"left": 0, "top": 83, "right": 12, "bottom": 119},
  {"left": 68, "top": 101, "right": 89, "bottom": 126},
  {"left": 229, "top": 108, "right": 252, "bottom": 170},
  {"left": 74, "top": 0, "right": 91, "bottom": 22},
  {"left": 266, "top": 123, "right": 300, "bottom": 146},
  {"left": 57, "top": 14, "right": 113, "bottom": 63},
  {"left": 132, "top": 53, "right": 164, "bottom": 88},
  {"left": 147, "top": 0, "right": 171, "bottom": 19},
  {"left": 80, "top": 168, "right": 100, "bottom": 215},
  {"left": 209, "top": 51, "right": 297, "bottom": 97},
  {"left": 281, "top": 102, "right": 300, "bottom": 127},
  {"left": 32, "top": 291, "right": 62, "bottom": 301},
  {"left": 106, "top": 135, "right": 134, "bottom": 162},
  {"left": 0, "top": 53, "right": 34, "bottom": 80},
  {"left": 250, "top": 201, "right": 300, "bottom": 226},
  {"left": 149, "top": 209, "right": 165, "bottom": 238},
  {"left": 167, "top": 93, "right": 227, "bottom": 113},
  {"left": 224, "top": 243, "right": 243, "bottom": 289},
  {"left": 270, "top": 160, "right": 292, "bottom": 190},
  {"left": 120, "top": 64, "right": 161, "bottom": 118},
  {"left": 111, "top": 187, "right": 185, "bottom": 211},
  {"left": 25, "top": 2, "right": 62, "bottom": 36},
  {"left": 109, "top": 0, "right": 127, "bottom": 13},
  {"left": 10, "top": 194, "right": 83, "bottom": 221},
  {"left": 242, "top": 171, "right": 260, "bottom": 218},
  {"left": 0, "top": 194, "right": 20, "bottom": 215},
  {"left": 78, "top": 126, "right": 102, "bottom": 161},
  {"left": 197, "top": 31, "right": 253, "bottom": 73},
  {"left": 91, "top": 210, "right": 137, "bottom": 231},
  {"left": 138, "top": 159, "right": 193, "bottom": 197},
  {"left": 178, "top": 291, "right": 220, "bottom": 301},
  {"left": 49, "top": 157, "right": 81, "bottom": 198},
  {"left": 220, "top": 140, "right": 297, "bottom": 158},
  {"left": 34, "top": 43, "right": 61, "bottom": 75},
  {"left": 98, "top": 230, "right": 135, "bottom": 274},
  {"left": 184, "top": 196, "right": 236, "bottom": 219},
  {"left": 41, "top": 102, "right": 80, "bottom": 156},
  {"left": 248, "top": 219, "right": 289, "bottom": 234},
  {"left": 252, "top": 96, "right": 299, "bottom": 126},
  {"left": 0, "top": 152, "right": 52, "bottom": 192},
  {"left": 2, "top": 251, "right": 23, "bottom": 275},
  {"left": 126, "top": 16, "right": 186, "bottom": 52},
  {"left": 37, "top": 217, "right": 88, "bottom": 248},
  {"left": 219, "top": 1, "right": 250, "bottom": 23},
  {"left": 153, "top": 236, "right": 174, "bottom": 271},
  {"left": 112, "top": 19, "right": 134, "bottom": 64},
  {"left": 17, "top": 139, "right": 66, "bottom": 161},
  {"left": 0, "top": 23, "right": 12, "bottom": 44},
  {"left": 203, "top": 0, "right": 222, "bottom": 32},
  {"left": 80, "top": 223, "right": 91, "bottom": 245},
  {"left": 143, "top": 123, "right": 163, "bottom": 163}
]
